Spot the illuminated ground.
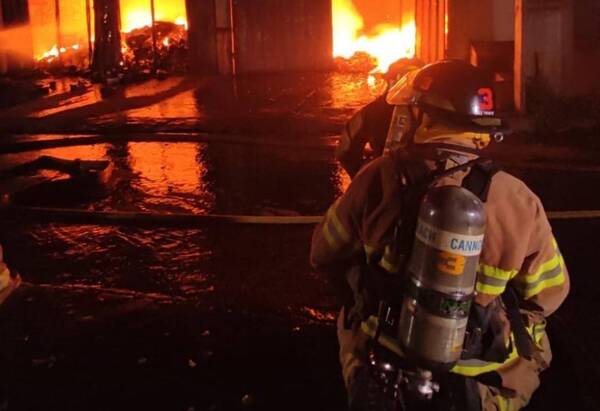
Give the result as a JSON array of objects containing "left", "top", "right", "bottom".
[{"left": 0, "top": 75, "right": 599, "bottom": 410}]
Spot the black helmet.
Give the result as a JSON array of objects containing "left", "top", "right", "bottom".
[{"left": 386, "top": 60, "right": 503, "bottom": 131}]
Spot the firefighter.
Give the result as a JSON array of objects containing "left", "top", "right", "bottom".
[
  {"left": 0, "top": 244, "right": 21, "bottom": 306},
  {"left": 336, "top": 58, "right": 424, "bottom": 178},
  {"left": 311, "top": 60, "right": 569, "bottom": 410}
]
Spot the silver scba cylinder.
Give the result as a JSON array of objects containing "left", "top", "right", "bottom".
[{"left": 398, "top": 185, "right": 486, "bottom": 371}]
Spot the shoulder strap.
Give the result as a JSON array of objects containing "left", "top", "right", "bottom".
[{"left": 461, "top": 159, "right": 500, "bottom": 202}]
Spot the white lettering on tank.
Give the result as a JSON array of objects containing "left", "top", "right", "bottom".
[
  {"left": 416, "top": 220, "right": 485, "bottom": 257},
  {"left": 450, "top": 238, "right": 483, "bottom": 253}
]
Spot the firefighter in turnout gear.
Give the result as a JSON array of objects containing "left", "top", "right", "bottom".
[
  {"left": 336, "top": 58, "right": 424, "bottom": 178},
  {"left": 311, "top": 60, "right": 569, "bottom": 411},
  {"left": 0, "top": 244, "right": 20, "bottom": 306}
]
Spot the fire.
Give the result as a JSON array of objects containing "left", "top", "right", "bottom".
[
  {"left": 39, "top": 45, "right": 59, "bottom": 61},
  {"left": 332, "top": 0, "right": 416, "bottom": 73},
  {"left": 36, "top": 43, "right": 82, "bottom": 62},
  {"left": 120, "top": 0, "right": 188, "bottom": 32}
]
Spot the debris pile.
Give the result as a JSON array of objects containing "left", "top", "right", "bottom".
[
  {"left": 122, "top": 21, "right": 188, "bottom": 74},
  {"left": 334, "top": 52, "right": 377, "bottom": 73},
  {"left": 35, "top": 44, "right": 90, "bottom": 75},
  {"left": 33, "top": 21, "right": 188, "bottom": 80}
]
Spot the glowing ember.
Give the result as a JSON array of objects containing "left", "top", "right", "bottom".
[
  {"left": 175, "top": 17, "right": 188, "bottom": 30},
  {"left": 39, "top": 45, "right": 59, "bottom": 61},
  {"left": 332, "top": 0, "right": 416, "bottom": 73},
  {"left": 36, "top": 43, "right": 82, "bottom": 62}
]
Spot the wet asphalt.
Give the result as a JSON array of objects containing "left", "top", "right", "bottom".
[
  {"left": 0, "top": 143, "right": 599, "bottom": 411},
  {"left": 0, "top": 73, "right": 598, "bottom": 410}
]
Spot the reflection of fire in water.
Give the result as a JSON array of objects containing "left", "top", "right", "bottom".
[
  {"left": 128, "top": 143, "right": 212, "bottom": 214},
  {"left": 332, "top": 0, "right": 416, "bottom": 73}
]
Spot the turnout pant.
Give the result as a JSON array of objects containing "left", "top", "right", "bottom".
[{"left": 337, "top": 308, "right": 552, "bottom": 411}]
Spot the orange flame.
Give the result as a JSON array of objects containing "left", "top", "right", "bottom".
[
  {"left": 332, "top": 0, "right": 416, "bottom": 73},
  {"left": 36, "top": 43, "right": 82, "bottom": 62},
  {"left": 120, "top": 0, "right": 188, "bottom": 32}
]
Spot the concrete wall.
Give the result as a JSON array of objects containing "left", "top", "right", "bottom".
[
  {"left": 515, "top": 0, "right": 600, "bottom": 100},
  {"left": 492, "top": 0, "right": 514, "bottom": 41},
  {"left": 514, "top": 0, "right": 574, "bottom": 110},
  {"left": 572, "top": 50, "right": 600, "bottom": 96},
  {"left": 571, "top": 0, "right": 600, "bottom": 95},
  {"left": 447, "top": 0, "right": 514, "bottom": 60}
]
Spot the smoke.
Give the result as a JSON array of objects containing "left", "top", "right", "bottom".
[
  {"left": 0, "top": 24, "right": 34, "bottom": 59},
  {"left": 349, "top": 0, "right": 406, "bottom": 36}
]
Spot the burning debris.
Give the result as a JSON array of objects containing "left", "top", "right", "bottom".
[
  {"left": 122, "top": 21, "right": 188, "bottom": 74},
  {"left": 35, "top": 44, "right": 89, "bottom": 74},
  {"left": 334, "top": 52, "right": 378, "bottom": 73},
  {"left": 28, "top": 0, "right": 189, "bottom": 81},
  {"left": 332, "top": 0, "right": 416, "bottom": 73}
]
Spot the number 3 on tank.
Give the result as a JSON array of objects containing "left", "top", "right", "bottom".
[{"left": 437, "top": 251, "right": 466, "bottom": 276}]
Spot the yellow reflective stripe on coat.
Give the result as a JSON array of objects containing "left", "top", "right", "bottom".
[
  {"left": 475, "top": 264, "right": 518, "bottom": 296},
  {"left": 362, "top": 315, "right": 547, "bottom": 379},
  {"left": 452, "top": 322, "right": 547, "bottom": 377},
  {"left": 451, "top": 338, "right": 520, "bottom": 377},
  {"left": 0, "top": 266, "right": 10, "bottom": 291},
  {"left": 379, "top": 245, "right": 402, "bottom": 273},
  {"left": 496, "top": 395, "right": 512, "bottom": 411},
  {"left": 514, "top": 248, "right": 566, "bottom": 299},
  {"left": 322, "top": 201, "right": 353, "bottom": 250}
]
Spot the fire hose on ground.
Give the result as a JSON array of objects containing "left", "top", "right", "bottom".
[
  {"left": 1, "top": 133, "right": 600, "bottom": 225},
  {"left": 0, "top": 132, "right": 338, "bottom": 155},
  {"left": 1, "top": 206, "right": 600, "bottom": 227}
]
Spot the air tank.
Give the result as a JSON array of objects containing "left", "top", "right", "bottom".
[{"left": 398, "top": 185, "right": 486, "bottom": 370}]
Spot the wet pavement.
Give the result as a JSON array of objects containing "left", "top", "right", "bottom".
[
  {"left": 0, "top": 73, "right": 599, "bottom": 410},
  {"left": 0, "top": 74, "right": 383, "bottom": 136},
  {"left": 0, "top": 140, "right": 599, "bottom": 410}
]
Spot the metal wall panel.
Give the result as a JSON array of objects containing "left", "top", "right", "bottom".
[
  {"left": 186, "top": 0, "right": 219, "bottom": 74},
  {"left": 415, "top": 0, "right": 447, "bottom": 63},
  {"left": 232, "top": 0, "right": 332, "bottom": 73}
]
